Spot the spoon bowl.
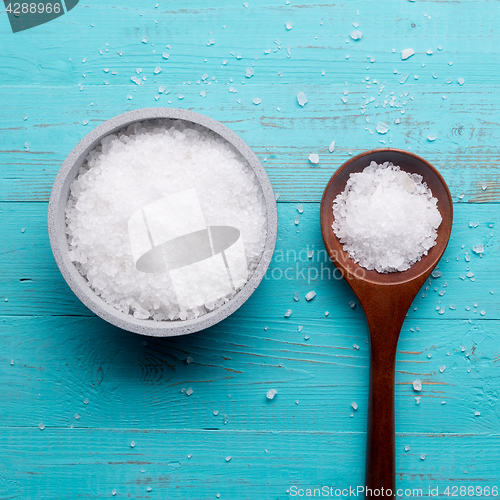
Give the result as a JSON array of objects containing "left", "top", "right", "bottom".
[{"left": 320, "top": 148, "right": 453, "bottom": 498}]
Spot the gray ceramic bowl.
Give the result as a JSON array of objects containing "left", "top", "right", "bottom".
[{"left": 48, "top": 108, "right": 278, "bottom": 337}]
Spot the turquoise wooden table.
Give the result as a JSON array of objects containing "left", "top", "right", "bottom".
[{"left": 1, "top": 1, "right": 499, "bottom": 498}]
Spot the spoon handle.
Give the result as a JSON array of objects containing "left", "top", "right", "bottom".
[
  {"left": 361, "top": 285, "right": 414, "bottom": 500},
  {"left": 365, "top": 343, "right": 397, "bottom": 498}
]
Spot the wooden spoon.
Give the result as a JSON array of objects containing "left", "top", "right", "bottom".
[{"left": 320, "top": 149, "right": 453, "bottom": 498}]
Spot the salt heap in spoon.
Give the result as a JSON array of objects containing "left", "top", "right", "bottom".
[{"left": 332, "top": 161, "right": 442, "bottom": 273}]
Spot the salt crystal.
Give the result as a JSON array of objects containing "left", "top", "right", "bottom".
[
  {"left": 431, "top": 270, "right": 442, "bottom": 278},
  {"left": 309, "top": 153, "right": 319, "bottom": 164},
  {"left": 472, "top": 244, "right": 484, "bottom": 254},
  {"left": 186, "top": 357, "right": 193, "bottom": 364},
  {"left": 297, "top": 91, "right": 308, "bottom": 106},
  {"left": 415, "top": 397, "right": 420, "bottom": 404},
  {"left": 297, "top": 204, "right": 304, "bottom": 213},
  {"left": 39, "top": 423, "right": 45, "bottom": 430},
  {"left": 266, "top": 389, "right": 277, "bottom": 400},
  {"left": 147, "top": 487, "right": 152, "bottom": 492},
  {"left": 350, "top": 30, "right": 363, "bottom": 40},
  {"left": 413, "top": 379, "right": 422, "bottom": 391},
  {"left": 285, "top": 21, "right": 292, "bottom": 30},
  {"left": 162, "top": 53, "right": 169, "bottom": 59},
  {"left": 376, "top": 122, "right": 389, "bottom": 134},
  {"left": 427, "top": 134, "right": 438, "bottom": 141},
  {"left": 458, "top": 78, "right": 465, "bottom": 85},
  {"left": 399, "top": 74, "right": 409, "bottom": 84},
  {"left": 325, "top": 311, "right": 329, "bottom": 316},
  {"left": 130, "top": 441, "right": 136, "bottom": 448},
  {"left": 304, "top": 334, "right": 310, "bottom": 340},
  {"left": 84, "top": 398, "right": 89, "bottom": 404},
  {"left": 285, "top": 309, "right": 292, "bottom": 317},
  {"left": 349, "top": 301, "right": 356, "bottom": 309},
  {"left": 298, "top": 325, "right": 303, "bottom": 332},
  {"left": 401, "top": 48, "right": 415, "bottom": 60},
  {"left": 245, "top": 67, "right": 254, "bottom": 78},
  {"left": 351, "top": 402, "right": 358, "bottom": 410},
  {"left": 225, "top": 456, "right": 232, "bottom": 462},
  {"left": 294, "top": 215, "right": 300, "bottom": 225},
  {"left": 439, "top": 365, "right": 446, "bottom": 373},
  {"left": 305, "top": 291, "right": 316, "bottom": 301},
  {"left": 154, "top": 66, "right": 162, "bottom": 74},
  {"left": 480, "top": 310, "right": 485, "bottom": 316},
  {"left": 112, "top": 489, "right": 116, "bottom": 496},
  {"left": 421, "top": 454, "right": 426, "bottom": 460},
  {"left": 404, "top": 445, "right": 410, "bottom": 452},
  {"left": 186, "top": 387, "right": 194, "bottom": 396},
  {"left": 331, "top": 162, "right": 442, "bottom": 273},
  {"left": 253, "top": 97, "right": 262, "bottom": 105},
  {"left": 329, "top": 140, "right": 335, "bottom": 152},
  {"left": 475, "top": 411, "right": 480, "bottom": 416},
  {"left": 213, "top": 410, "right": 219, "bottom": 415}
]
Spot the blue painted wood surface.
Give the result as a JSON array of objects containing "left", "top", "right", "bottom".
[{"left": 0, "top": 0, "right": 499, "bottom": 498}]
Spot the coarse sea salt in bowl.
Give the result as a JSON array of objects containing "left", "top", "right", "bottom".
[{"left": 48, "top": 108, "right": 278, "bottom": 337}]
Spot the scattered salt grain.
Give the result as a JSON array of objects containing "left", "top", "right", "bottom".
[
  {"left": 266, "top": 389, "right": 277, "bottom": 400},
  {"left": 252, "top": 97, "right": 262, "bottom": 105},
  {"left": 415, "top": 397, "right": 421, "bottom": 405},
  {"left": 353, "top": 344, "right": 360, "bottom": 350},
  {"left": 130, "top": 441, "right": 136, "bottom": 448},
  {"left": 154, "top": 66, "right": 162, "bottom": 74},
  {"left": 349, "top": 301, "right": 356, "bottom": 309},
  {"left": 84, "top": 398, "right": 89, "bottom": 405},
  {"left": 294, "top": 291, "right": 299, "bottom": 301},
  {"left": 285, "top": 21, "right": 293, "bottom": 30},
  {"left": 439, "top": 365, "right": 446, "bottom": 373},
  {"left": 405, "top": 445, "right": 410, "bottom": 452},
  {"left": 245, "top": 67, "right": 254, "bottom": 78},
  {"left": 186, "top": 387, "right": 194, "bottom": 396},
  {"left": 285, "top": 309, "right": 292, "bottom": 317},
  {"left": 297, "top": 91, "right": 308, "bottom": 106},
  {"left": 331, "top": 162, "right": 442, "bottom": 273},
  {"left": 309, "top": 153, "right": 319, "bottom": 164},
  {"left": 225, "top": 456, "right": 232, "bottom": 462},
  {"left": 376, "top": 122, "right": 389, "bottom": 134},
  {"left": 475, "top": 411, "right": 481, "bottom": 416},
  {"left": 350, "top": 30, "right": 363, "bottom": 40},
  {"left": 413, "top": 379, "right": 422, "bottom": 391},
  {"left": 305, "top": 291, "right": 316, "bottom": 301},
  {"left": 297, "top": 204, "right": 304, "bottom": 213},
  {"left": 351, "top": 402, "right": 358, "bottom": 410},
  {"left": 421, "top": 454, "right": 426, "bottom": 460},
  {"left": 427, "top": 134, "right": 438, "bottom": 141},
  {"left": 329, "top": 141, "right": 335, "bottom": 152},
  {"left": 472, "top": 244, "right": 484, "bottom": 254},
  {"left": 401, "top": 48, "right": 415, "bottom": 60},
  {"left": 39, "top": 423, "right": 45, "bottom": 430}
]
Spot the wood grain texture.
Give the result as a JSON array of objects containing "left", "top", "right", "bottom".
[{"left": 1, "top": 0, "right": 499, "bottom": 498}]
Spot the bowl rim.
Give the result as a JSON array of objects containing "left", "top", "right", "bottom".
[{"left": 48, "top": 107, "right": 278, "bottom": 337}]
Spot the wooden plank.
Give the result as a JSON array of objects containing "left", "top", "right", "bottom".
[
  {"left": 1, "top": 311, "right": 498, "bottom": 434},
  {"left": 0, "top": 428, "right": 498, "bottom": 499},
  {"left": 1, "top": 85, "right": 500, "bottom": 203},
  {"left": 1, "top": 202, "right": 498, "bottom": 319}
]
